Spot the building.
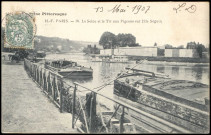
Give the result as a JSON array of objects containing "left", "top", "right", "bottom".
[
  {"left": 100, "top": 46, "right": 158, "bottom": 57},
  {"left": 165, "top": 49, "right": 180, "bottom": 57},
  {"left": 100, "top": 47, "right": 200, "bottom": 58},
  {"left": 165, "top": 49, "right": 199, "bottom": 58}
]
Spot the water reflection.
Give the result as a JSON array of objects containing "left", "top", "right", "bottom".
[
  {"left": 156, "top": 66, "right": 165, "bottom": 73},
  {"left": 171, "top": 67, "right": 179, "bottom": 76},
  {"left": 45, "top": 53, "right": 209, "bottom": 110},
  {"left": 192, "top": 66, "right": 203, "bottom": 81},
  {"left": 45, "top": 53, "right": 209, "bottom": 88}
]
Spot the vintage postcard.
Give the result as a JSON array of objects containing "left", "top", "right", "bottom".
[{"left": 1, "top": 1, "right": 210, "bottom": 134}]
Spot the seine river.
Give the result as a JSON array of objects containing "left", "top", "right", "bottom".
[{"left": 45, "top": 53, "right": 209, "bottom": 108}]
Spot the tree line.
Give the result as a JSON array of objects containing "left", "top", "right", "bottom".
[{"left": 99, "top": 32, "right": 139, "bottom": 49}]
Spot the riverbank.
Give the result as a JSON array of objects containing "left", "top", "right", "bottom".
[
  {"left": 129, "top": 56, "right": 209, "bottom": 64},
  {"left": 2, "top": 61, "right": 78, "bottom": 133},
  {"left": 142, "top": 60, "right": 209, "bottom": 66}
]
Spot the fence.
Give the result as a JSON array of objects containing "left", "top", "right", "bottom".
[
  {"left": 71, "top": 82, "right": 197, "bottom": 133},
  {"left": 24, "top": 58, "right": 138, "bottom": 133},
  {"left": 24, "top": 58, "right": 64, "bottom": 112},
  {"left": 23, "top": 58, "right": 206, "bottom": 133}
]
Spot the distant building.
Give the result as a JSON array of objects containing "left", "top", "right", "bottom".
[
  {"left": 100, "top": 47, "right": 200, "bottom": 58},
  {"left": 165, "top": 49, "right": 180, "bottom": 57},
  {"left": 165, "top": 49, "right": 199, "bottom": 58},
  {"left": 100, "top": 46, "right": 158, "bottom": 56}
]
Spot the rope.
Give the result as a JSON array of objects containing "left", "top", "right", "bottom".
[
  {"left": 96, "top": 96, "right": 109, "bottom": 133},
  {"left": 71, "top": 58, "right": 147, "bottom": 132},
  {"left": 94, "top": 59, "right": 147, "bottom": 92},
  {"left": 99, "top": 84, "right": 133, "bottom": 132},
  {"left": 78, "top": 94, "right": 90, "bottom": 133}
]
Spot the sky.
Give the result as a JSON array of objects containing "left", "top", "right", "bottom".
[{"left": 2, "top": 2, "right": 210, "bottom": 47}]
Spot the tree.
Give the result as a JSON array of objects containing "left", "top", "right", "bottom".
[
  {"left": 125, "top": 34, "right": 136, "bottom": 47},
  {"left": 116, "top": 33, "right": 136, "bottom": 47},
  {"left": 186, "top": 42, "right": 206, "bottom": 58},
  {"left": 177, "top": 45, "right": 184, "bottom": 49},
  {"left": 186, "top": 42, "right": 197, "bottom": 49},
  {"left": 99, "top": 32, "right": 117, "bottom": 49},
  {"left": 99, "top": 32, "right": 137, "bottom": 49},
  {"left": 164, "top": 44, "right": 173, "bottom": 49},
  {"left": 196, "top": 44, "right": 206, "bottom": 58},
  {"left": 154, "top": 42, "right": 157, "bottom": 47},
  {"left": 116, "top": 33, "right": 125, "bottom": 47}
]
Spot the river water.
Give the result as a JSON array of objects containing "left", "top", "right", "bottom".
[{"left": 45, "top": 53, "right": 209, "bottom": 109}]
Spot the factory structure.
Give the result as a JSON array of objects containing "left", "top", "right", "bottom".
[
  {"left": 100, "top": 46, "right": 200, "bottom": 58},
  {"left": 165, "top": 49, "right": 199, "bottom": 58}
]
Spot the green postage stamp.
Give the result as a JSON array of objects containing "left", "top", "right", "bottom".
[{"left": 4, "top": 12, "right": 36, "bottom": 49}]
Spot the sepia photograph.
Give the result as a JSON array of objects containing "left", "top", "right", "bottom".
[{"left": 1, "top": 1, "right": 210, "bottom": 133}]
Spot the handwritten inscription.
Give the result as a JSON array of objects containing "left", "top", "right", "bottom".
[
  {"left": 94, "top": 4, "right": 150, "bottom": 14},
  {"left": 173, "top": 3, "right": 197, "bottom": 13}
]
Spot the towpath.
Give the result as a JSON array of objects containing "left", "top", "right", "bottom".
[{"left": 2, "top": 61, "right": 78, "bottom": 133}]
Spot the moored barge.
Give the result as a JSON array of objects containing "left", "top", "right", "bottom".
[
  {"left": 113, "top": 68, "right": 209, "bottom": 133},
  {"left": 45, "top": 59, "right": 93, "bottom": 78}
]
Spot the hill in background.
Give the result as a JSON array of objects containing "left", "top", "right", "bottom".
[{"left": 34, "top": 35, "right": 100, "bottom": 53}]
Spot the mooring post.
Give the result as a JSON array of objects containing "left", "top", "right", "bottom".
[
  {"left": 47, "top": 73, "right": 51, "bottom": 94},
  {"left": 37, "top": 68, "right": 39, "bottom": 84},
  {"left": 41, "top": 70, "right": 43, "bottom": 89},
  {"left": 37, "top": 68, "right": 40, "bottom": 84},
  {"left": 36, "top": 67, "right": 38, "bottom": 83},
  {"left": 34, "top": 65, "right": 36, "bottom": 81},
  {"left": 43, "top": 70, "right": 46, "bottom": 91},
  {"left": 36, "top": 66, "right": 38, "bottom": 81},
  {"left": 34, "top": 65, "right": 36, "bottom": 80},
  {"left": 60, "top": 80, "right": 64, "bottom": 113},
  {"left": 30, "top": 64, "right": 32, "bottom": 76},
  {"left": 90, "top": 92, "right": 96, "bottom": 133},
  {"left": 120, "top": 106, "right": 125, "bottom": 133},
  {"left": 24, "top": 59, "right": 26, "bottom": 69},
  {"left": 39, "top": 69, "right": 41, "bottom": 86},
  {"left": 31, "top": 64, "right": 33, "bottom": 78},
  {"left": 34, "top": 65, "right": 36, "bottom": 79},
  {"left": 90, "top": 96, "right": 93, "bottom": 132},
  {"left": 52, "top": 76, "right": 56, "bottom": 101},
  {"left": 72, "top": 84, "right": 77, "bottom": 128},
  {"left": 86, "top": 92, "right": 91, "bottom": 117}
]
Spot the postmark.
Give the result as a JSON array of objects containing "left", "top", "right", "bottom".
[{"left": 4, "top": 11, "right": 36, "bottom": 49}]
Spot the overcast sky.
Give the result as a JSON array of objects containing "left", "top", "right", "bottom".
[{"left": 2, "top": 2, "right": 209, "bottom": 47}]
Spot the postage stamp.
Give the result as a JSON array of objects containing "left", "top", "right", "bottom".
[{"left": 4, "top": 11, "right": 36, "bottom": 49}]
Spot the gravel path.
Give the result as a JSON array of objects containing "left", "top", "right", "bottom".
[{"left": 2, "top": 62, "right": 78, "bottom": 133}]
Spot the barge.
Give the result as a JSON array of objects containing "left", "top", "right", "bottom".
[
  {"left": 45, "top": 59, "right": 93, "bottom": 78},
  {"left": 113, "top": 68, "right": 209, "bottom": 133}
]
